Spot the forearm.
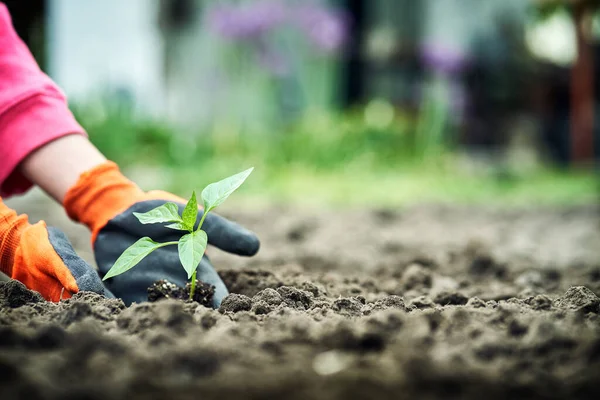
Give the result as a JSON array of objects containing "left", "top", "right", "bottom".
[{"left": 18, "top": 135, "right": 107, "bottom": 203}]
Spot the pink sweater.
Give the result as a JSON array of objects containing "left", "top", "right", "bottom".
[{"left": 0, "top": 3, "right": 85, "bottom": 197}]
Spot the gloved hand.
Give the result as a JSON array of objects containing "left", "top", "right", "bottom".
[
  {"left": 63, "top": 161, "right": 260, "bottom": 307},
  {"left": 0, "top": 197, "right": 109, "bottom": 301}
]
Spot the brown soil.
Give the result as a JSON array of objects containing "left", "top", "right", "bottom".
[
  {"left": 147, "top": 279, "right": 215, "bottom": 307},
  {"left": 1, "top": 204, "right": 599, "bottom": 400}
]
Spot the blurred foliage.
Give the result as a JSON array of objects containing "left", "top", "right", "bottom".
[
  {"left": 71, "top": 103, "right": 175, "bottom": 166},
  {"left": 532, "top": 0, "right": 600, "bottom": 19},
  {"left": 72, "top": 102, "right": 597, "bottom": 207},
  {"left": 73, "top": 100, "right": 451, "bottom": 171}
]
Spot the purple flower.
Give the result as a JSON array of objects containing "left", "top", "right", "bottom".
[
  {"left": 294, "top": 3, "right": 350, "bottom": 53},
  {"left": 206, "top": 1, "right": 350, "bottom": 53},
  {"left": 206, "top": 0, "right": 286, "bottom": 40},
  {"left": 256, "top": 39, "right": 290, "bottom": 77},
  {"left": 421, "top": 43, "right": 469, "bottom": 76}
]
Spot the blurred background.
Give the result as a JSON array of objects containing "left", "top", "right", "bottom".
[{"left": 4, "top": 0, "right": 600, "bottom": 207}]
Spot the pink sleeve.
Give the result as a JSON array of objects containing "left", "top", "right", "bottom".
[{"left": 0, "top": 3, "right": 86, "bottom": 197}]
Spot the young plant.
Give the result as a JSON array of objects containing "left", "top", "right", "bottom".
[{"left": 102, "top": 167, "right": 253, "bottom": 299}]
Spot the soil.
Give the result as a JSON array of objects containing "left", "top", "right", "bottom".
[
  {"left": 1, "top": 204, "right": 600, "bottom": 400},
  {"left": 147, "top": 279, "right": 215, "bottom": 307}
]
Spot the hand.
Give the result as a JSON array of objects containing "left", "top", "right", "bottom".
[
  {"left": 0, "top": 198, "right": 109, "bottom": 301},
  {"left": 63, "top": 162, "right": 260, "bottom": 307},
  {"left": 94, "top": 200, "right": 258, "bottom": 307}
]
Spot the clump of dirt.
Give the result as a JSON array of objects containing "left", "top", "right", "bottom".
[
  {"left": 218, "top": 293, "right": 252, "bottom": 313},
  {"left": 1, "top": 204, "right": 599, "bottom": 400},
  {"left": 147, "top": 279, "right": 215, "bottom": 307},
  {"left": 0, "top": 279, "right": 44, "bottom": 308},
  {"left": 554, "top": 286, "right": 600, "bottom": 313}
]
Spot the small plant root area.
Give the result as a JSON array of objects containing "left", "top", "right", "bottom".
[
  {"left": 147, "top": 279, "right": 215, "bottom": 307},
  {"left": 1, "top": 204, "right": 600, "bottom": 400}
]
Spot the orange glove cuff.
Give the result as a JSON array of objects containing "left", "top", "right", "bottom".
[
  {"left": 0, "top": 198, "right": 78, "bottom": 301},
  {"left": 0, "top": 197, "right": 28, "bottom": 275},
  {"left": 63, "top": 161, "right": 185, "bottom": 243},
  {"left": 63, "top": 161, "right": 144, "bottom": 242}
]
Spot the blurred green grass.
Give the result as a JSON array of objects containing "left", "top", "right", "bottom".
[
  {"left": 136, "top": 163, "right": 598, "bottom": 208},
  {"left": 74, "top": 104, "right": 598, "bottom": 208}
]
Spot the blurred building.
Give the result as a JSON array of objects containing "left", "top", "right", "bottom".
[
  {"left": 47, "top": 0, "right": 166, "bottom": 115},
  {"left": 40, "top": 0, "right": 347, "bottom": 132}
]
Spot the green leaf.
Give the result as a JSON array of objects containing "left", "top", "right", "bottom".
[
  {"left": 133, "top": 202, "right": 183, "bottom": 225},
  {"left": 182, "top": 191, "right": 198, "bottom": 231},
  {"left": 178, "top": 230, "right": 208, "bottom": 279},
  {"left": 201, "top": 167, "right": 253, "bottom": 212},
  {"left": 103, "top": 237, "right": 165, "bottom": 281},
  {"left": 165, "top": 222, "right": 188, "bottom": 231}
]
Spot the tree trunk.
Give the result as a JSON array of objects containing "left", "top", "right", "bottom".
[{"left": 570, "top": 4, "right": 595, "bottom": 165}]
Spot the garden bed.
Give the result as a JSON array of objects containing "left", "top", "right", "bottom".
[{"left": 1, "top": 204, "right": 599, "bottom": 400}]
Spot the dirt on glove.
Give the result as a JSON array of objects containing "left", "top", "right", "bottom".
[{"left": 1, "top": 204, "right": 599, "bottom": 400}]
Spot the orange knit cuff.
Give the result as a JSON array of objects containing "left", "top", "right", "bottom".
[
  {"left": 63, "top": 161, "right": 144, "bottom": 242},
  {"left": 0, "top": 198, "right": 30, "bottom": 276}
]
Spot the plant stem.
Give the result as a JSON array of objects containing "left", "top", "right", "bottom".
[
  {"left": 189, "top": 270, "right": 197, "bottom": 300},
  {"left": 197, "top": 210, "right": 208, "bottom": 231},
  {"left": 164, "top": 240, "right": 197, "bottom": 299},
  {"left": 189, "top": 210, "right": 209, "bottom": 300}
]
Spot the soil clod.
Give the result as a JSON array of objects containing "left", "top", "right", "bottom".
[
  {"left": 554, "top": 286, "right": 600, "bottom": 313},
  {"left": 0, "top": 280, "right": 44, "bottom": 308},
  {"left": 277, "top": 286, "right": 313, "bottom": 309},
  {"left": 218, "top": 293, "right": 252, "bottom": 313}
]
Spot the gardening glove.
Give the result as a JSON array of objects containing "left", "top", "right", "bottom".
[
  {"left": 63, "top": 161, "right": 260, "bottom": 307},
  {"left": 0, "top": 197, "right": 110, "bottom": 301}
]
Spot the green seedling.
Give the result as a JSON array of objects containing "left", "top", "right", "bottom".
[{"left": 102, "top": 167, "right": 254, "bottom": 299}]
